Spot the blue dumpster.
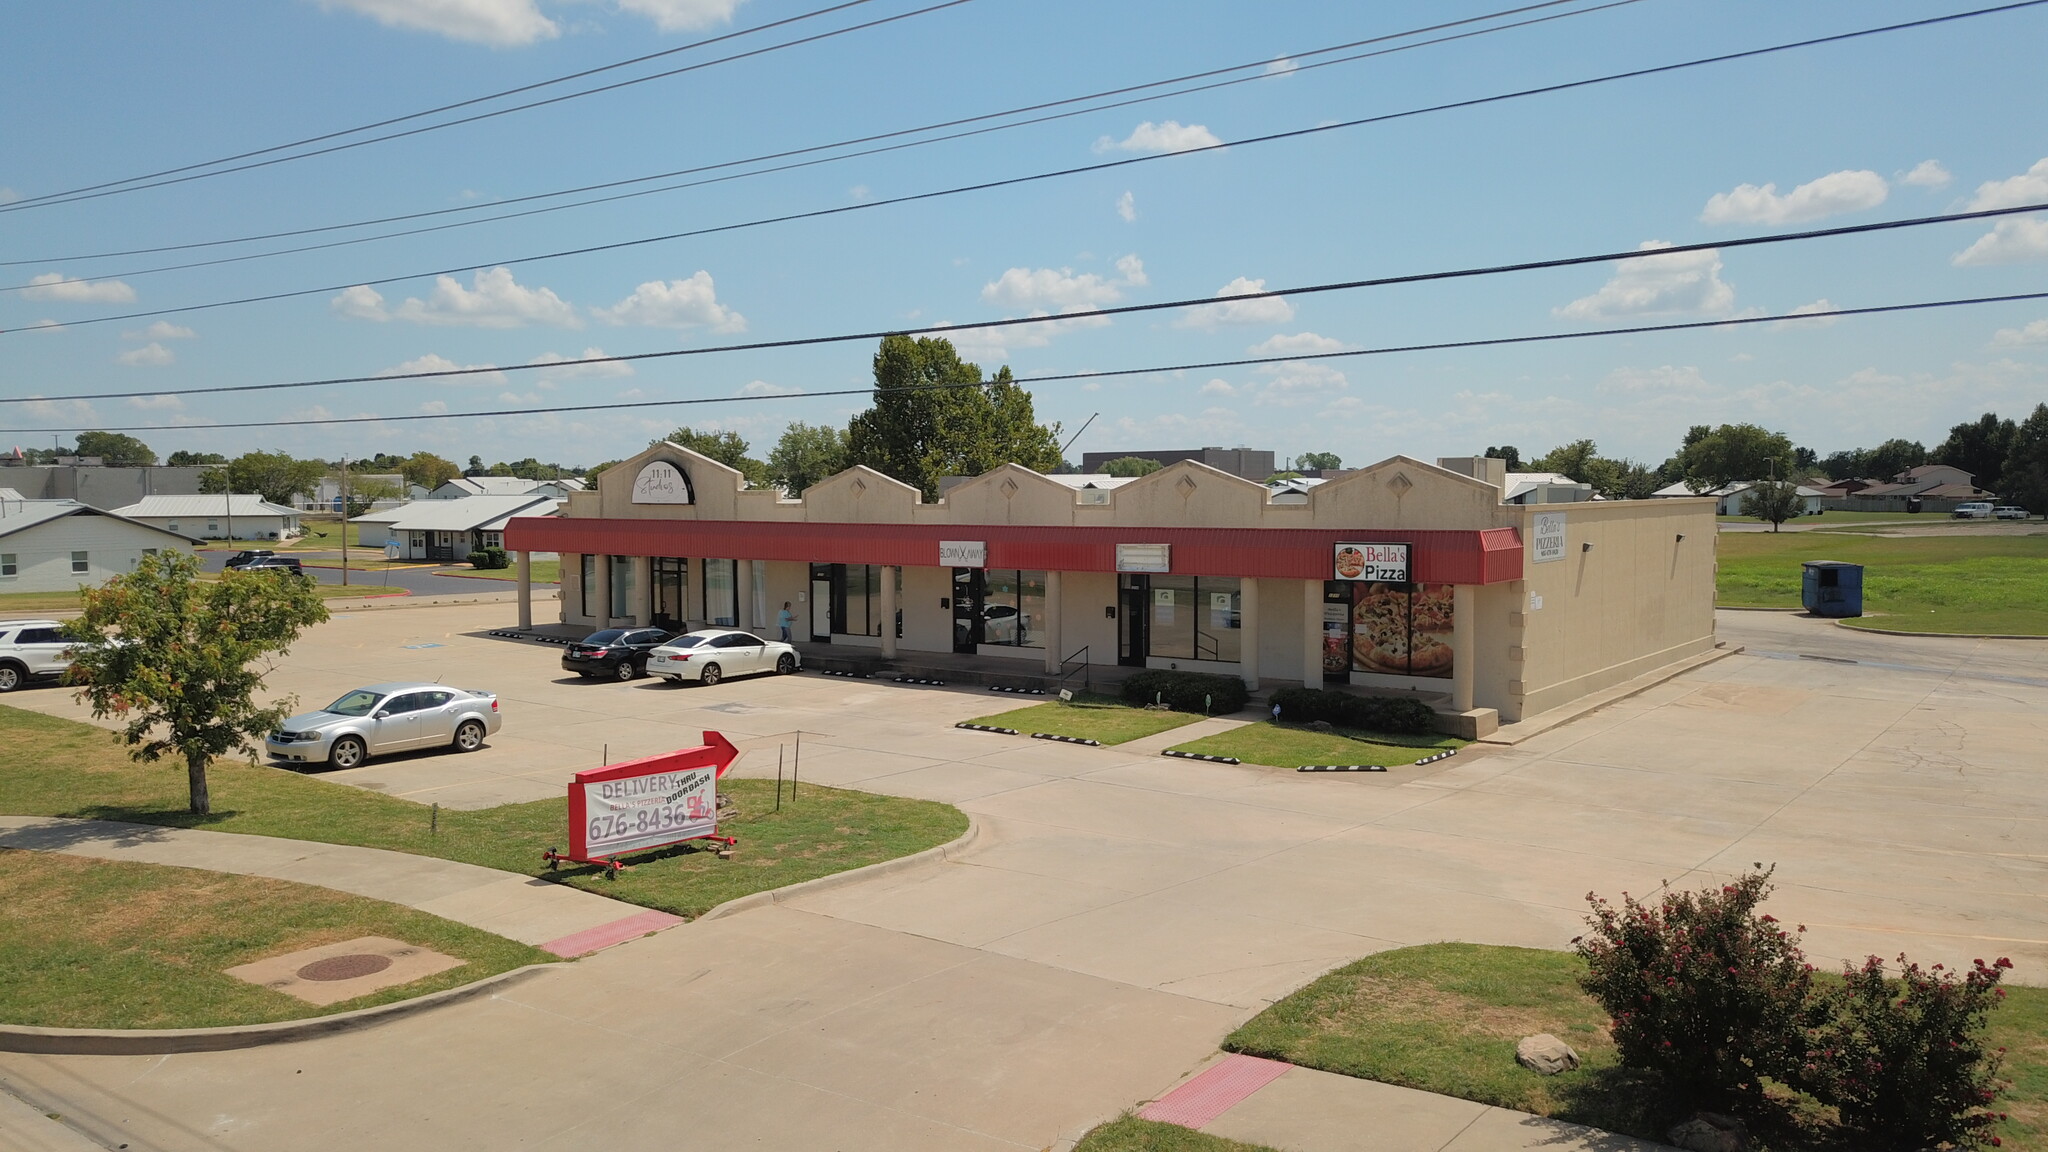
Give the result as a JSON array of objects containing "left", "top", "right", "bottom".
[{"left": 1801, "top": 561, "right": 1863, "bottom": 618}]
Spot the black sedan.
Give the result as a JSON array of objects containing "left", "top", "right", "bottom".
[{"left": 561, "top": 628, "right": 676, "bottom": 681}]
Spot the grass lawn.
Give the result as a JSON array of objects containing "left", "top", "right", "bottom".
[
  {"left": 1716, "top": 531, "right": 2048, "bottom": 635},
  {"left": 1168, "top": 721, "right": 1463, "bottom": 769},
  {"left": 1224, "top": 942, "right": 2047, "bottom": 1151},
  {"left": 967, "top": 694, "right": 1203, "bottom": 744},
  {"left": 1716, "top": 510, "right": 1931, "bottom": 525},
  {"left": 0, "top": 578, "right": 409, "bottom": 615},
  {"left": 0, "top": 849, "right": 548, "bottom": 1030},
  {"left": 434, "top": 559, "right": 562, "bottom": 583},
  {"left": 275, "top": 518, "right": 369, "bottom": 551},
  {"left": 0, "top": 704, "right": 967, "bottom": 920},
  {"left": 1072, "top": 1115, "right": 1279, "bottom": 1152}
]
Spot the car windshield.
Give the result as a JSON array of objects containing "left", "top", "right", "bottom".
[
  {"left": 583, "top": 630, "right": 625, "bottom": 644},
  {"left": 666, "top": 635, "right": 712, "bottom": 648},
  {"left": 324, "top": 689, "right": 385, "bottom": 716}
]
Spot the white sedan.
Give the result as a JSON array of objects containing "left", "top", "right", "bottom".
[{"left": 646, "top": 629, "right": 801, "bottom": 686}]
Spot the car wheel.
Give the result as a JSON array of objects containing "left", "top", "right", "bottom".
[
  {"left": 776, "top": 653, "right": 797, "bottom": 675},
  {"left": 615, "top": 661, "right": 638, "bottom": 682},
  {"left": 699, "top": 662, "right": 723, "bottom": 687},
  {"left": 0, "top": 664, "right": 21, "bottom": 693},
  {"left": 453, "top": 720, "right": 486, "bottom": 753},
  {"left": 329, "top": 736, "right": 367, "bottom": 770}
]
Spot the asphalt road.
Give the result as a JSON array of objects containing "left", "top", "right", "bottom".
[{"left": 195, "top": 548, "right": 539, "bottom": 597}]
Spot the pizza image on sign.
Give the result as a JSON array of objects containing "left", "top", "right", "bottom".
[{"left": 1349, "top": 582, "right": 1454, "bottom": 678}]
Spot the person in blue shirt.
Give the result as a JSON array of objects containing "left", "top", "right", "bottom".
[{"left": 777, "top": 601, "right": 795, "bottom": 641}]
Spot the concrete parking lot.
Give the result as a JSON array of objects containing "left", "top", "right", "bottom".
[{"left": 1, "top": 604, "right": 2042, "bottom": 1151}]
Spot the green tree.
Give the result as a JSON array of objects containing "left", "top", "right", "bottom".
[
  {"left": 1530, "top": 439, "right": 1600, "bottom": 482},
  {"left": 465, "top": 455, "right": 486, "bottom": 476},
  {"left": 1102, "top": 456, "right": 1163, "bottom": 478},
  {"left": 166, "top": 450, "right": 227, "bottom": 467},
  {"left": 1932, "top": 413, "right": 2016, "bottom": 492},
  {"left": 766, "top": 421, "right": 849, "bottom": 495},
  {"left": 1676, "top": 423, "right": 1796, "bottom": 490},
  {"left": 400, "top": 451, "right": 462, "bottom": 491},
  {"left": 1864, "top": 437, "right": 1927, "bottom": 481},
  {"left": 654, "top": 427, "right": 767, "bottom": 485},
  {"left": 1296, "top": 451, "right": 1342, "bottom": 471},
  {"left": 1741, "top": 480, "right": 1805, "bottom": 532},
  {"left": 72, "top": 431, "right": 157, "bottom": 466},
  {"left": 1265, "top": 471, "right": 1304, "bottom": 483},
  {"left": 584, "top": 459, "right": 622, "bottom": 479},
  {"left": 1483, "top": 445, "right": 1522, "bottom": 470},
  {"left": 63, "top": 552, "right": 328, "bottom": 815},
  {"left": 198, "top": 451, "right": 325, "bottom": 506},
  {"left": 844, "top": 335, "right": 1062, "bottom": 500},
  {"left": 2002, "top": 403, "right": 2048, "bottom": 513}
]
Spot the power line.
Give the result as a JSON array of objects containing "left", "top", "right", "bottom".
[
  {"left": 7, "top": 0, "right": 2040, "bottom": 335},
  {"left": 7, "top": 200, "right": 2046, "bottom": 405},
  {"left": 6, "top": 290, "right": 2041, "bottom": 435},
  {"left": 0, "top": 0, "right": 963, "bottom": 212},
  {"left": 3, "top": 0, "right": 1628, "bottom": 269}
]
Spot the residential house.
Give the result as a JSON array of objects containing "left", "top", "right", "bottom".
[
  {"left": 0, "top": 500, "right": 200, "bottom": 593},
  {"left": 428, "top": 476, "right": 585, "bottom": 500},
  {"left": 1652, "top": 480, "right": 1825, "bottom": 516},
  {"left": 108, "top": 494, "right": 303, "bottom": 541},
  {"left": 1828, "top": 464, "right": 1995, "bottom": 512},
  {"left": 354, "top": 494, "right": 562, "bottom": 560}
]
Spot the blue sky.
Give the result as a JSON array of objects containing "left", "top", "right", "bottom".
[{"left": 3, "top": 0, "right": 2045, "bottom": 472}]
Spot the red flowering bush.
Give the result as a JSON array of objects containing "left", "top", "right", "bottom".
[
  {"left": 1806, "top": 953, "right": 2011, "bottom": 1150},
  {"left": 1572, "top": 866, "right": 1819, "bottom": 1106}
]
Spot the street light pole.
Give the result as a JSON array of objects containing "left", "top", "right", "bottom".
[{"left": 340, "top": 456, "right": 350, "bottom": 586}]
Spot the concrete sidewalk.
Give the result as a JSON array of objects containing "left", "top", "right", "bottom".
[
  {"left": 1135, "top": 1054, "right": 1671, "bottom": 1151},
  {"left": 0, "top": 816, "right": 676, "bottom": 956}
]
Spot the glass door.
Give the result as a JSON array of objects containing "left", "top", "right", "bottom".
[
  {"left": 952, "top": 568, "right": 984, "bottom": 653},
  {"left": 809, "top": 564, "right": 834, "bottom": 641},
  {"left": 1117, "top": 574, "right": 1149, "bottom": 666},
  {"left": 651, "top": 558, "right": 688, "bottom": 631}
]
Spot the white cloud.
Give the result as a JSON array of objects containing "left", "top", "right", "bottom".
[
  {"left": 1093, "top": 120, "right": 1223, "bottom": 155},
  {"left": 377, "top": 353, "right": 506, "bottom": 386},
  {"left": 615, "top": 0, "right": 741, "bottom": 32},
  {"left": 1116, "top": 191, "right": 1136, "bottom": 222},
  {"left": 1248, "top": 331, "right": 1349, "bottom": 356},
  {"left": 1775, "top": 299, "right": 1840, "bottom": 329},
  {"left": 22, "top": 273, "right": 136, "bottom": 304},
  {"left": 1265, "top": 56, "right": 1297, "bottom": 76},
  {"left": 594, "top": 271, "right": 746, "bottom": 332},
  {"left": 332, "top": 269, "right": 577, "bottom": 328},
  {"left": 737, "top": 380, "right": 800, "bottom": 396},
  {"left": 116, "top": 342, "right": 174, "bottom": 367},
  {"left": 1700, "top": 169, "right": 1887, "bottom": 224},
  {"left": 982, "top": 254, "right": 1145, "bottom": 309},
  {"left": 1598, "top": 365, "right": 1711, "bottom": 394},
  {"left": 1177, "top": 276, "right": 1295, "bottom": 329},
  {"left": 123, "top": 320, "right": 195, "bottom": 341},
  {"left": 22, "top": 396, "right": 98, "bottom": 423},
  {"left": 526, "top": 347, "right": 634, "bottom": 380},
  {"left": 420, "top": 400, "right": 450, "bottom": 415},
  {"left": 318, "top": 0, "right": 558, "bottom": 46},
  {"left": 1253, "top": 360, "right": 1348, "bottom": 407},
  {"left": 1555, "top": 242, "right": 1736, "bottom": 321},
  {"left": 127, "top": 393, "right": 184, "bottom": 410},
  {"left": 1900, "top": 160, "right": 1951, "bottom": 188},
  {"left": 1199, "top": 378, "right": 1236, "bottom": 397},
  {"left": 1952, "top": 217, "right": 2048, "bottom": 266},
  {"left": 943, "top": 308, "right": 1111, "bottom": 362},
  {"left": 498, "top": 391, "right": 544, "bottom": 405},
  {"left": 1967, "top": 157, "right": 2048, "bottom": 210},
  {"left": 1993, "top": 318, "right": 2048, "bottom": 346}
]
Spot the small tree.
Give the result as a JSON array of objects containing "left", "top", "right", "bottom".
[
  {"left": 64, "top": 552, "right": 328, "bottom": 815},
  {"left": 400, "top": 451, "right": 462, "bottom": 491},
  {"left": 767, "top": 421, "right": 850, "bottom": 495},
  {"left": 1296, "top": 451, "right": 1342, "bottom": 471},
  {"left": 1741, "top": 480, "right": 1804, "bottom": 531},
  {"left": 1102, "top": 456, "right": 1163, "bottom": 477}
]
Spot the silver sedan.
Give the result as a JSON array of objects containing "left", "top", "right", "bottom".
[{"left": 265, "top": 682, "right": 502, "bottom": 769}]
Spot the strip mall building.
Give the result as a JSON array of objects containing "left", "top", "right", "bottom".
[{"left": 505, "top": 442, "right": 1718, "bottom": 735}]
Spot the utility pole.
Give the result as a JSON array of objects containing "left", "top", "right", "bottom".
[{"left": 340, "top": 456, "right": 350, "bottom": 586}]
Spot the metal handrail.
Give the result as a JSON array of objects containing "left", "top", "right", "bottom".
[
  {"left": 1058, "top": 644, "right": 1091, "bottom": 693},
  {"left": 1194, "top": 629, "right": 1219, "bottom": 661}
]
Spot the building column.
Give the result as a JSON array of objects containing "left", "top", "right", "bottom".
[
  {"left": 1042, "top": 570, "right": 1063, "bottom": 674},
  {"left": 689, "top": 557, "right": 706, "bottom": 627},
  {"left": 1452, "top": 583, "right": 1477, "bottom": 712},
  {"left": 630, "top": 555, "right": 652, "bottom": 627},
  {"left": 1301, "top": 579, "right": 1323, "bottom": 687},
  {"left": 736, "top": 559, "right": 754, "bottom": 630},
  {"left": 1239, "top": 577, "right": 1260, "bottom": 691},
  {"left": 881, "top": 565, "right": 899, "bottom": 659},
  {"left": 516, "top": 551, "right": 532, "bottom": 630}
]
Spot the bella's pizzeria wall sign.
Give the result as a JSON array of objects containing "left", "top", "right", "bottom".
[
  {"left": 630, "top": 460, "right": 694, "bottom": 505},
  {"left": 1333, "top": 542, "right": 1409, "bottom": 582}
]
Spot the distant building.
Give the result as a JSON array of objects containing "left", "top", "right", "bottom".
[
  {"left": 0, "top": 500, "right": 199, "bottom": 593},
  {"left": 1651, "top": 480, "right": 1825, "bottom": 516},
  {"left": 354, "top": 494, "right": 563, "bottom": 560},
  {"left": 430, "top": 476, "right": 585, "bottom": 500},
  {"left": 1435, "top": 458, "right": 1597, "bottom": 504},
  {"left": 108, "top": 494, "right": 305, "bottom": 541},
  {"left": 0, "top": 463, "right": 212, "bottom": 511},
  {"left": 1077, "top": 447, "right": 1275, "bottom": 481},
  {"left": 1822, "top": 464, "right": 1994, "bottom": 512}
]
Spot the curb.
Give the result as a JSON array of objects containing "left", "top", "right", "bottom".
[
  {"left": 1163, "top": 749, "right": 1239, "bottom": 764},
  {"left": 893, "top": 676, "right": 947, "bottom": 685},
  {"left": 987, "top": 685, "right": 1047, "bottom": 695},
  {"left": 1296, "top": 747, "right": 1456, "bottom": 773},
  {"left": 695, "top": 816, "right": 982, "bottom": 923},
  {"left": 1715, "top": 605, "right": 1805, "bottom": 612},
  {"left": 1032, "top": 732, "right": 1100, "bottom": 746},
  {"left": 955, "top": 722, "right": 1019, "bottom": 735},
  {"left": 0, "top": 963, "right": 567, "bottom": 1056},
  {"left": 1833, "top": 620, "right": 2048, "bottom": 640}
]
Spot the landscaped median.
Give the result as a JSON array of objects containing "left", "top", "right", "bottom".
[
  {"left": 0, "top": 849, "right": 549, "bottom": 1031},
  {"left": 1165, "top": 722, "right": 1463, "bottom": 770},
  {"left": 1072, "top": 1115, "right": 1278, "bottom": 1151},
  {"left": 0, "top": 704, "right": 967, "bottom": 922},
  {"left": 964, "top": 692, "right": 1208, "bottom": 745}
]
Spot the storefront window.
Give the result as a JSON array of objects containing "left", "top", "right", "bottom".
[
  {"left": 609, "top": 555, "right": 633, "bottom": 620},
  {"left": 834, "top": 565, "right": 900, "bottom": 637},
  {"left": 579, "top": 555, "right": 596, "bottom": 618},
  {"left": 1345, "top": 581, "right": 1456, "bottom": 680},
  {"left": 981, "top": 569, "right": 1046, "bottom": 647},
  {"left": 705, "top": 559, "right": 736, "bottom": 626},
  {"left": 1147, "top": 575, "right": 1239, "bottom": 663}
]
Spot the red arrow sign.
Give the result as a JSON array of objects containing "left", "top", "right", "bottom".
[{"left": 569, "top": 731, "right": 739, "bottom": 787}]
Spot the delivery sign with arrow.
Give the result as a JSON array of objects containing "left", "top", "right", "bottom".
[{"left": 547, "top": 732, "right": 739, "bottom": 873}]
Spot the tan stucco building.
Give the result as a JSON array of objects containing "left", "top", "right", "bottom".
[{"left": 506, "top": 442, "right": 1718, "bottom": 733}]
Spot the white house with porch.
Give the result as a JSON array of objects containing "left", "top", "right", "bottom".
[{"left": 354, "top": 494, "right": 561, "bottom": 560}]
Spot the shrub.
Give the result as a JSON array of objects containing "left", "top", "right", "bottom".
[
  {"left": 1268, "top": 687, "right": 1435, "bottom": 734},
  {"left": 1806, "top": 953, "right": 2011, "bottom": 1150},
  {"left": 1573, "top": 866, "right": 1818, "bottom": 1108},
  {"left": 1119, "top": 669, "right": 1247, "bottom": 714},
  {"left": 465, "top": 547, "right": 509, "bottom": 570}
]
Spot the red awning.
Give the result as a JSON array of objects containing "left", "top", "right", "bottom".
[{"left": 510, "top": 518, "right": 1523, "bottom": 584}]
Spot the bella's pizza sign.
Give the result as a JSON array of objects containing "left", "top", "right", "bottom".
[{"left": 1333, "top": 542, "right": 1410, "bottom": 582}]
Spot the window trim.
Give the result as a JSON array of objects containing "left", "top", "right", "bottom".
[{"left": 70, "top": 550, "right": 89, "bottom": 575}]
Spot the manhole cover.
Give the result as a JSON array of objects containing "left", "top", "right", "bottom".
[{"left": 297, "top": 953, "right": 394, "bottom": 982}]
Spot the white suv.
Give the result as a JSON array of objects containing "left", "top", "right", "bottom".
[
  {"left": 1951, "top": 502, "right": 1994, "bottom": 520},
  {"left": 0, "top": 620, "right": 75, "bottom": 693}
]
